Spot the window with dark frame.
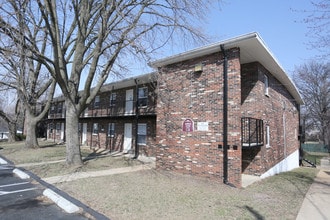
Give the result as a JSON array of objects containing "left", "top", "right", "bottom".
[
  {"left": 137, "top": 123, "right": 147, "bottom": 144},
  {"left": 94, "top": 96, "right": 100, "bottom": 108},
  {"left": 93, "top": 123, "right": 98, "bottom": 135},
  {"left": 57, "top": 102, "right": 62, "bottom": 113},
  {"left": 110, "top": 93, "right": 116, "bottom": 106},
  {"left": 138, "top": 87, "right": 148, "bottom": 107},
  {"left": 49, "top": 123, "right": 54, "bottom": 134},
  {"left": 50, "top": 105, "right": 55, "bottom": 114},
  {"left": 56, "top": 123, "right": 61, "bottom": 134},
  {"left": 108, "top": 123, "right": 115, "bottom": 137}
]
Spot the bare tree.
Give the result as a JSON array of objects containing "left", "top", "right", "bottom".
[
  {"left": 0, "top": 0, "right": 56, "bottom": 148},
  {"left": 0, "top": 0, "right": 212, "bottom": 165},
  {"left": 294, "top": 61, "right": 330, "bottom": 147},
  {"left": 304, "top": 0, "right": 330, "bottom": 58}
]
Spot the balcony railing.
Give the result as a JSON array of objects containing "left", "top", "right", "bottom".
[
  {"left": 48, "top": 98, "right": 156, "bottom": 119},
  {"left": 241, "top": 117, "right": 264, "bottom": 148}
]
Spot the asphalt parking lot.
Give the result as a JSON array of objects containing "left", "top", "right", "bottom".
[{"left": 0, "top": 162, "right": 90, "bottom": 220}]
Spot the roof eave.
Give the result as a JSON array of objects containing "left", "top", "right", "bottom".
[{"left": 149, "top": 32, "right": 304, "bottom": 105}]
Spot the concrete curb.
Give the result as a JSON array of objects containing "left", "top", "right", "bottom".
[
  {"left": 13, "top": 168, "right": 30, "bottom": 179},
  {"left": 0, "top": 157, "right": 8, "bottom": 164},
  {"left": 43, "top": 188, "right": 80, "bottom": 214}
]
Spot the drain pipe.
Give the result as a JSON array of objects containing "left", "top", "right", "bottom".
[
  {"left": 133, "top": 79, "right": 139, "bottom": 159},
  {"left": 221, "top": 44, "right": 228, "bottom": 185}
]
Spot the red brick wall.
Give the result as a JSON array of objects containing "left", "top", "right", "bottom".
[
  {"left": 241, "top": 62, "right": 300, "bottom": 175},
  {"left": 84, "top": 117, "right": 157, "bottom": 156},
  {"left": 156, "top": 48, "right": 242, "bottom": 187}
]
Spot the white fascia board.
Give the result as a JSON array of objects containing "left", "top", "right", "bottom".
[{"left": 149, "top": 32, "right": 258, "bottom": 68}]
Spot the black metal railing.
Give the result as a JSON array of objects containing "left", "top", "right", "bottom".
[{"left": 241, "top": 117, "right": 264, "bottom": 148}]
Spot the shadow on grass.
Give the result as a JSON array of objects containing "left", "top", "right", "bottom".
[
  {"left": 276, "top": 168, "right": 317, "bottom": 196},
  {"left": 244, "top": 206, "right": 265, "bottom": 220},
  {"left": 83, "top": 150, "right": 109, "bottom": 162},
  {"left": 39, "top": 144, "right": 62, "bottom": 148}
]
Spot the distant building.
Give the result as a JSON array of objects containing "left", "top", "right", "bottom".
[{"left": 47, "top": 32, "right": 303, "bottom": 187}]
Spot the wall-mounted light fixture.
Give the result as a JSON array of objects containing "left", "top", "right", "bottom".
[{"left": 194, "top": 63, "right": 203, "bottom": 72}]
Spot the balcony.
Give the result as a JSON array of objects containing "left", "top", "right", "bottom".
[
  {"left": 241, "top": 117, "right": 264, "bottom": 148},
  {"left": 81, "top": 99, "right": 156, "bottom": 118}
]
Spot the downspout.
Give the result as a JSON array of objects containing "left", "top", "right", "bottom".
[
  {"left": 220, "top": 44, "right": 228, "bottom": 185},
  {"left": 298, "top": 105, "right": 303, "bottom": 166},
  {"left": 133, "top": 79, "right": 139, "bottom": 159}
]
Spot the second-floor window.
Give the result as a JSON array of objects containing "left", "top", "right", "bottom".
[
  {"left": 50, "top": 105, "right": 55, "bottom": 114},
  {"left": 110, "top": 93, "right": 116, "bottom": 106},
  {"left": 138, "top": 87, "right": 148, "bottom": 107},
  {"left": 57, "top": 103, "right": 62, "bottom": 114},
  {"left": 94, "top": 96, "right": 100, "bottom": 108}
]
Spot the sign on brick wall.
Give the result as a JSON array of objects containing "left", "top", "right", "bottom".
[
  {"left": 197, "top": 122, "right": 208, "bottom": 131},
  {"left": 182, "top": 119, "right": 194, "bottom": 132}
]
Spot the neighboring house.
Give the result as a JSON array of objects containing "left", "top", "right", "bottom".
[{"left": 47, "top": 32, "right": 303, "bottom": 187}]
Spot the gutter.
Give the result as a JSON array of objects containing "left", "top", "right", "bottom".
[{"left": 220, "top": 44, "right": 229, "bottom": 185}]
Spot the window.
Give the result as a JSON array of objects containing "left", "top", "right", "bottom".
[
  {"left": 56, "top": 123, "right": 61, "bottom": 134},
  {"left": 110, "top": 93, "right": 116, "bottom": 106},
  {"left": 264, "top": 74, "right": 269, "bottom": 96},
  {"left": 137, "top": 123, "right": 147, "bottom": 144},
  {"left": 93, "top": 123, "right": 99, "bottom": 135},
  {"left": 108, "top": 123, "right": 115, "bottom": 137},
  {"left": 50, "top": 105, "right": 55, "bottom": 114},
  {"left": 49, "top": 123, "right": 54, "bottom": 134},
  {"left": 94, "top": 96, "right": 100, "bottom": 108},
  {"left": 57, "top": 103, "right": 62, "bottom": 113},
  {"left": 138, "top": 87, "right": 148, "bottom": 107},
  {"left": 266, "top": 125, "right": 270, "bottom": 148}
]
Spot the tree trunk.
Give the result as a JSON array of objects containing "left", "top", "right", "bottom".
[
  {"left": 7, "top": 121, "right": 16, "bottom": 143},
  {"left": 65, "top": 99, "right": 83, "bottom": 165},
  {"left": 24, "top": 110, "right": 39, "bottom": 148}
]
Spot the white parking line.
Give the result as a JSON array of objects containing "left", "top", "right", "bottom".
[
  {"left": 0, "top": 187, "right": 37, "bottom": 196},
  {"left": 0, "top": 182, "right": 30, "bottom": 188}
]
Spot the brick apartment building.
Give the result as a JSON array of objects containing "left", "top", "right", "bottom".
[{"left": 47, "top": 32, "right": 303, "bottom": 187}]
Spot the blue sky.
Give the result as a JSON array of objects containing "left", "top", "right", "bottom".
[
  {"left": 204, "top": 0, "right": 319, "bottom": 76},
  {"left": 114, "top": 0, "right": 321, "bottom": 82}
]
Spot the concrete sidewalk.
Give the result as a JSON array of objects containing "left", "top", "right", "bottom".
[
  {"left": 296, "top": 168, "right": 330, "bottom": 220},
  {"left": 43, "top": 163, "right": 155, "bottom": 184}
]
